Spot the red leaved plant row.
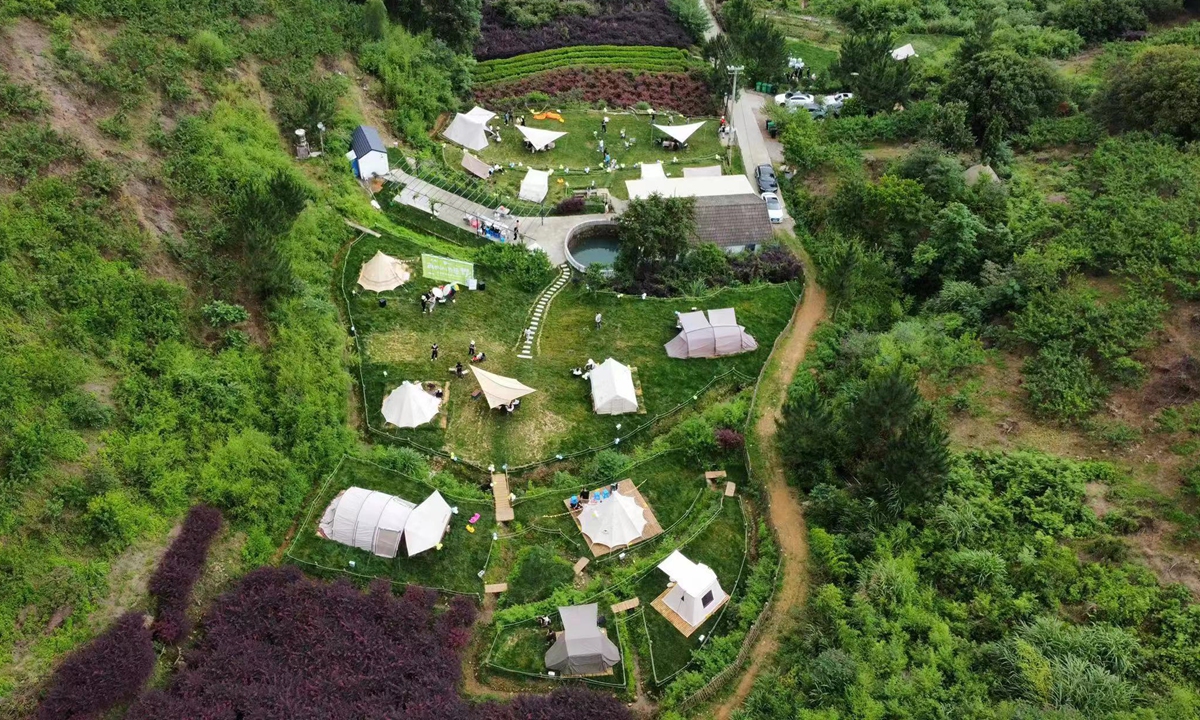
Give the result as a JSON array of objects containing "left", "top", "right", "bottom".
[
  {"left": 149, "top": 504, "right": 223, "bottom": 644},
  {"left": 127, "top": 566, "right": 632, "bottom": 720},
  {"left": 37, "top": 611, "right": 155, "bottom": 720},
  {"left": 475, "top": 68, "right": 716, "bottom": 116},
  {"left": 476, "top": 0, "right": 691, "bottom": 60}
]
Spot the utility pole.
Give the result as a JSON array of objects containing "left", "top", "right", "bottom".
[{"left": 725, "top": 65, "right": 743, "bottom": 167}]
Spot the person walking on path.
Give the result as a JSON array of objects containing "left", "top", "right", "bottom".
[
  {"left": 594, "top": 312, "right": 603, "bottom": 329},
  {"left": 430, "top": 343, "right": 439, "bottom": 361},
  {"left": 513, "top": 220, "right": 520, "bottom": 242}
]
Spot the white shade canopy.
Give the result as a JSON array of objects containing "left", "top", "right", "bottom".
[
  {"left": 516, "top": 125, "right": 568, "bottom": 151},
  {"left": 357, "top": 251, "right": 410, "bottom": 292},
  {"left": 891, "top": 43, "right": 918, "bottom": 60},
  {"left": 462, "top": 152, "right": 492, "bottom": 179},
  {"left": 665, "top": 308, "right": 758, "bottom": 359},
  {"left": 580, "top": 491, "right": 647, "bottom": 549},
  {"left": 404, "top": 490, "right": 452, "bottom": 556},
  {"left": 443, "top": 110, "right": 491, "bottom": 151},
  {"left": 657, "top": 550, "right": 726, "bottom": 627},
  {"left": 381, "top": 381, "right": 441, "bottom": 429},
  {"left": 318, "top": 487, "right": 415, "bottom": 559},
  {"left": 590, "top": 358, "right": 638, "bottom": 415},
  {"left": 471, "top": 366, "right": 536, "bottom": 409},
  {"left": 518, "top": 168, "right": 552, "bottom": 203},
  {"left": 653, "top": 121, "right": 705, "bottom": 144},
  {"left": 463, "top": 106, "right": 496, "bottom": 123}
]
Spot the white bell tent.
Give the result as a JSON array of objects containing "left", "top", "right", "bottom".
[
  {"left": 357, "top": 251, "right": 411, "bottom": 292},
  {"left": 318, "top": 487, "right": 415, "bottom": 559},
  {"left": 404, "top": 490, "right": 453, "bottom": 556},
  {"left": 516, "top": 125, "right": 567, "bottom": 151},
  {"left": 657, "top": 550, "right": 727, "bottom": 628},
  {"left": 665, "top": 308, "right": 758, "bottom": 359},
  {"left": 579, "top": 491, "right": 648, "bottom": 549},
  {"left": 471, "top": 366, "right": 537, "bottom": 409},
  {"left": 380, "top": 381, "right": 441, "bottom": 429},
  {"left": 518, "top": 168, "right": 552, "bottom": 203},
  {"left": 589, "top": 358, "right": 638, "bottom": 415},
  {"left": 443, "top": 106, "right": 496, "bottom": 152},
  {"left": 653, "top": 121, "right": 705, "bottom": 145}
]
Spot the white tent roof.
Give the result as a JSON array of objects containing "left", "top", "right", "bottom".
[
  {"left": 891, "top": 43, "right": 918, "bottom": 60},
  {"left": 590, "top": 358, "right": 638, "bottom": 415},
  {"left": 518, "top": 168, "right": 552, "bottom": 203},
  {"left": 471, "top": 366, "right": 536, "bottom": 409},
  {"left": 640, "top": 162, "right": 667, "bottom": 180},
  {"left": 665, "top": 308, "right": 758, "bottom": 359},
  {"left": 516, "top": 125, "right": 568, "bottom": 151},
  {"left": 658, "top": 550, "right": 726, "bottom": 627},
  {"left": 580, "top": 491, "right": 647, "bottom": 548},
  {"left": 443, "top": 114, "right": 489, "bottom": 152},
  {"left": 357, "top": 251, "right": 410, "bottom": 292},
  {"left": 626, "top": 174, "right": 756, "bottom": 200},
  {"left": 381, "top": 381, "right": 441, "bottom": 429},
  {"left": 682, "top": 165, "right": 723, "bottom": 178},
  {"left": 464, "top": 106, "right": 496, "bottom": 123},
  {"left": 654, "top": 121, "right": 705, "bottom": 144},
  {"left": 318, "top": 487, "right": 415, "bottom": 559},
  {"left": 462, "top": 152, "right": 492, "bottom": 179},
  {"left": 404, "top": 490, "right": 452, "bottom": 556}
]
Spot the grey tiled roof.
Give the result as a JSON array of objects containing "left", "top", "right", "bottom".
[
  {"left": 691, "top": 194, "right": 774, "bottom": 247},
  {"left": 351, "top": 125, "right": 386, "bottom": 159}
]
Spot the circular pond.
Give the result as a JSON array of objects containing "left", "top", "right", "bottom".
[{"left": 565, "top": 222, "right": 621, "bottom": 271}]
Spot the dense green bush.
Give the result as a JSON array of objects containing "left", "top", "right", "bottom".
[
  {"left": 1094, "top": 45, "right": 1200, "bottom": 141},
  {"left": 475, "top": 241, "right": 555, "bottom": 291},
  {"left": 506, "top": 545, "right": 576, "bottom": 604}
]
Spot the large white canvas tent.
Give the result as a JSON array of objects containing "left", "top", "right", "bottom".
[
  {"left": 579, "top": 491, "right": 647, "bottom": 549},
  {"left": 357, "top": 251, "right": 411, "bottom": 292},
  {"left": 443, "top": 107, "right": 495, "bottom": 152},
  {"left": 665, "top": 309, "right": 758, "bottom": 359},
  {"left": 891, "top": 43, "right": 918, "bottom": 60},
  {"left": 657, "top": 550, "right": 727, "bottom": 628},
  {"left": 381, "top": 381, "right": 441, "bottom": 429},
  {"left": 516, "top": 125, "right": 567, "bottom": 151},
  {"left": 518, "top": 168, "right": 552, "bottom": 203},
  {"left": 544, "top": 604, "right": 620, "bottom": 675},
  {"left": 404, "top": 490, "right": 452, "bottom": 556},
  {"left": 471, "top": 366, "right": 537, "bottom": 409},
  {"left": 319, "top": 487, "right": 415, "bottom": 559},
  {"left": 590, "top": 358, "right": 638, "bottom": 415},
  {"left": 653, "top": 121, "right": 705, "bottom": 145}
]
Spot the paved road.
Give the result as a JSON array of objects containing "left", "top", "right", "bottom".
[{"left": 731, "top": 91, "right": 794, "bottom": 230}]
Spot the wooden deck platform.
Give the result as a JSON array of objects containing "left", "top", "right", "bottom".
[
  {"left": 630, "top": 366, "right": 648, "bottom": 414},
  {"left": 724, "top": 481, "right": 736, "bottom": 497},
  {"left": 610, "top": 597, "right": 640, "bottom": 614},
  {"left": 573, "top": 557, "right": 590, "bottom": 575},
  {"left": 562, "top": 478, "right": 663, "bottom": 557},
  {"left": 704, "top": 470, "right": 727, "bottom": 490},
  {"left": 484, "top": 583, "right": 508, "bottom": 594},
  {"left": 492, "top": 472, "right": 514, "bottom": 522},
  {"left": 650, "top": 585, "right": 729, "bottom": 637}
]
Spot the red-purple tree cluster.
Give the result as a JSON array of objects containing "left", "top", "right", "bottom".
[
  {"left": 474, "top": 68, "right": 716, "bottom": 116},
  {"left": 37, "top": 611, "right": 155, "bottom": 720},
  {"left": 715, "top": 427, "right": 745, "bottom": 452},
  {"left": 127, "top": 567, "right": 630, "bottom": 720},
  {"left": 476, "top": 0, "right": 691, "bottom": 60},
  {"left": 149, "top": 504, "right": 223, "bottom": 644}
]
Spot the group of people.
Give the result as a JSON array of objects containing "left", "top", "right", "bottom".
[
  {"left": 419, "top": 285, "right": 457, "bottom": 314},
  {"left": 571, "top": 358, "right": 597, "bottom": 380},
  {"left": 568, "top": 482, "right": 621, "bottom": 511},
  {"left": 433, "top": 340, "right": 486, "bottom": 368}
]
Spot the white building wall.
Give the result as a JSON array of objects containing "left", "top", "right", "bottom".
[{"left": 357, "top": 150, "right": 390, "bottom": 179}]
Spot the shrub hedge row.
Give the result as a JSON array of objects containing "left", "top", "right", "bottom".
[{"left": 474, "top": 45, "right": 695, "bottom": 85}]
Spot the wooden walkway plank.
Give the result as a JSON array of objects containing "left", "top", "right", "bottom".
[
  {"left": 725, "top": 481, "right": 737, "bottom": 497},
  {"left": 484, "top": 583, "right": 508, "bottom": 594},
  {"left": 610, "top": 597, "right": 640, "bottom": 614},
  {"left": 492, "top": 472, "right": 514, "bottom": 522},
  {"left": 573, "top": 557, "right": 590, "bottom": 575}
]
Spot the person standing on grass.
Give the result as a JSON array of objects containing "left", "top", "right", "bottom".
[
  {"left": 602, "top": 115, "right": 609, "bottom": 133},
  {"left": 431, "top": 343, "right": 439, "bottom": 361},
  {"left": 469, "top": 339, "right": 476, "bottom": 356},
  {"left": 595, "top": 312, "right": 602, "bottom": 329}
]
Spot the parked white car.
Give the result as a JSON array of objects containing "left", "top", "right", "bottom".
[
  {"left": 775, "top": 91, "right": 815, "bottom": 109},
  {"left": 822, "top": 92, "right": 854, "bottom": 113},
  {"left": 762, "top": 192, "right": 784, "bottom": 223}
]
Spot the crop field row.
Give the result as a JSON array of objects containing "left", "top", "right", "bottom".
[{"left": 475, "top": 45, "right": 697, "bottom": 85}]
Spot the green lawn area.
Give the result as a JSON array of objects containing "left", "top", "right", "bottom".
[
  {"left": 441, "top": 109, "right": 732, "bottom": 205},
  {"left": 285, "top": 458, "right": 496, "bottom": 595},
  {"left": 343, "top": 234, "right": 798, "bottom": 467}
]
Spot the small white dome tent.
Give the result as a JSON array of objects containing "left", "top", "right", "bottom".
[
  {"left": 664, "top": 308, "right": 757, "bottom": 359},
  {"left": 318, "top": 487, "right": 415, "bottom": 559},
  {"left": 657, "top": 550, "right": 727, "bottom": 629},
  {"left": 404, "top": 490, "right": 453, "bottom": 556},
  {"left": 357, "top": 251, "right": 410, "bottom": 292},
  {"left": 579, "top": 491, "right": 647, "bottom": 549},
  {"left": 381, "top": 381, "right": 441, "bottom": 429},
  {"left": 590, "top": 358, "right": 638, "bottom": 415}
]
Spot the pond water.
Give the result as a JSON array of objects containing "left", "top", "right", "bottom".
[{"left": 567, "top": 224, "right": 621, "bottom": 268}]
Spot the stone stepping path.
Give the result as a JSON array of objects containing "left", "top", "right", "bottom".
[{"left": 518, "top": 264, "right": 570, "bottom": 359}]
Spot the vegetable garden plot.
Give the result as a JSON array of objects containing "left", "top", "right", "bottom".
[{"left": 476, "top": 0, "right": 692, "bottom": 60}]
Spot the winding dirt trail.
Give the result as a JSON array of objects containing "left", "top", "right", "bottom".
[{"left": 712, "top": 247, "right": 826, "bottom": 719}]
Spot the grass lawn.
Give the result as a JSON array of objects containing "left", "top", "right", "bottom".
[
  {"left": 343, "top": 234, "right": 798, "bottom": 466},
  {"left": 286, "top": 458, "right": 495, "bottom": 595},
  {"left": 441, "top": 109, "right": 732, "bottom": 204}
]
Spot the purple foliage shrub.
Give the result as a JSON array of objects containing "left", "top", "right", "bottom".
[
  {"left": 730, "top": 245, "right": 803, "bottom": 284},
  {"left": 489, "top": 687, "right": 634, "bottom": 720},
  {"left": 554, "top": 196, "right": 586, "bottom": 215},
  {"left": 37, "top": 611, "right": 154, "bottom": 720},
  {"left": 476, "top": 0, "right": 691, "bottom": 60},
  {"left": 715, "top": 427, "right": 745, "bottom": 452},
  {"left": 148, "top": 504, "right": 223, "bottom": 644}
]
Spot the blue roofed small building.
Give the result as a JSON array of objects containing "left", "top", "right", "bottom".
[{"left": 346, "top": 125, "right": 389, "bottom": 180}]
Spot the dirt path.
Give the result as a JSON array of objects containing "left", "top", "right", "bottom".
[{"left": 712, "top": 247, "right": 826, "bottom": 719}]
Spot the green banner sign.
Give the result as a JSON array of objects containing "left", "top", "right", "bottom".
[{"left": 421, "top": 253, "right": 475, "bottom": 284}]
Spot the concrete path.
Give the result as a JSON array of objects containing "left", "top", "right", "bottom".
[{"left": 731, "top": 91, "right": 795, "bottom": 231}]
